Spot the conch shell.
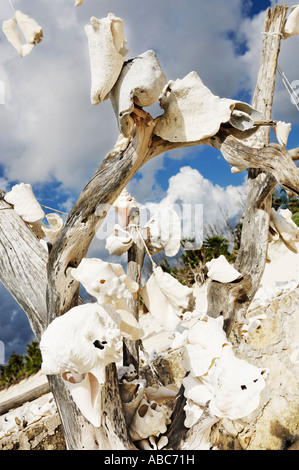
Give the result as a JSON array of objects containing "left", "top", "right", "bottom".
[
  {"left": 85, "top": 14, "right": 129, "bottom": 105},
  {"left": 145, "top": 205, "right": 181, "bottom": 257},
  {"left": 283, "top": 5, "right": 299, "bottom": 38},
  {"left": 110, "top": 50, "right": 167, "bottom": 137},
  {"left": 141, "top": 266, "right": 194, "bottom": 331},
  {"left": 113, "top": 188, "right": 139, "bottom": 228},
  {"left": 4, "top": 183, "right": 45, "bottom": 223},
  {"left": 105, "top": 224, "right": 133, "bottom": 256},
  {"left": 154, "top": 71, "right": 261, "bottom": 143},
  {"left": 206, "top": 255, "right": 242, "bottom": 283},
  {"left": 273, "top": 121, "right": 291, "bottom": 147},
  {"left": 270, "top": 207, "right": 299, "bottom": 253},
  {"left": 2, "top": 11, "right": 43, "bottom": 57}
]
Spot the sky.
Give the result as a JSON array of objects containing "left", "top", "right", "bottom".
[{"left": 0, "top": 0, "right": 299, "bottom": 362}]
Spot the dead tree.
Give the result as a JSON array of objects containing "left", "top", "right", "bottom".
[{"left": 0, "top": 5, "right": 298, "bottom": 449}]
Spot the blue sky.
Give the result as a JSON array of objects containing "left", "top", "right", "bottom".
[{"left": 0, "top": 0, "right": 299, "bottom": 362}]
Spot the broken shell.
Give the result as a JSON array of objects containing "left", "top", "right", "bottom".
[
  {"left": 14, "top": 10, "right": 43, "bottom": 45},
  {"left": 239, "top": 313, "right": 267, "bottom": 340},
  {"left": 141, "top": 266, "right": 194, "bottom": 331},
  {"left": 206, "top": 255, "right": 242, "bottom": 283},
  {"left": 85, "top": 14, "right": 129, "bottom": 105},
  {"left": 154, "top": 71, "right": 261, "bottom": 143},
  {"left": 2, "top": 17, "right": 34, "bottom": 57},
  {"left": 183, "top": 315, "right": 228, "bottom": 377},
  {"left": 118, "top": 364, "right": 138, "bottom": 383},
  {"left": 41, "top": 213, "right": 64, "bottom": 244},
  {"left": 273, "top": 121, "right": 291, "bottom": 147},
  {"left": 129, "top": 398, "right": 171, "bottom": 441},
  {"left": 110, "top": 50, "right": 167, "bottom": 137},
  {"left": 4, "top": 183, "right": 45, "bottom": 223},
  {"left": 105, "top": 225, "right": 133, "bottom": 256},
  {"left": 270, "top": 207, "right": 299, "bottom": 253},
  {"left": 145, "top": 205, "right": 181, "bottom": 257},
  {"left": 145, "top": 384, "right": 179, "bottom": 404},
  {"left": 113, "top": 188, "right": 140, "bottom": 228},
  {"left": 283, "top": 5, "right": 299, "bottom": 38},
  {"left": 119, "top": 375, "right": 146, "bottom": 425}
]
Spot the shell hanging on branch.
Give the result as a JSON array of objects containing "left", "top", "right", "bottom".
[
  {"left": 41, "top": 213, "right": 64, "bottom": 244},
  {"left": 70, "top": 257, "right": 139, "bottom": 307},
  {"left": 206, "top": 255, "right": 243, "bottom": 283},
  {"left": 40, "top": 302, "right": 124, "bottom": 426},
  {"left": 113, "top": 188, "right": 140, "bottom": 228},
  {"left": 2, "top": 11, "right": 43, "bottom": 57},
  {"left": 145, "top": 205, "right": 181, "bottom": 257},
  {"left": 141, "top": 266, "right": 194, "bottom": 331},
  {"left": 70, "top": 258, "right": 144, "bottom": 340},
  {"left": 4, "top": 183, "right": 45, "bottom": 223},
  {"left": 273, "top": 121, "right": 291, "bottom": 147},
  {"left": 154, "top": 71, "right": 261, "bottom": 143},
  {"left": 105, "top": 224, "right": 133, "bottom": 256},
  {"left": 283, "top": 5, "right": 299, "bottom": 38},
  {"left": 110, "top": 50, "right": 167, "bottom": 137},
  {"left": 270, "top": 207, "right": 299, "bottom": 253},
  {"left": 85, "top": 13, "right": 129, "bottom": 105}
]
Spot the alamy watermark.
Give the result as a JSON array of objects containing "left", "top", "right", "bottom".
[
  {"left": 290, "top": 80, "right": 299, "bottom": 109},
  {"left": 0, "top": 81, "right": 5, "bottom": 105},
  {"left": 95, "top": 203, "right": 204, "bottom": 249},
  {"left": 0, "top": 340, "right": 5, "bottom": 365}
]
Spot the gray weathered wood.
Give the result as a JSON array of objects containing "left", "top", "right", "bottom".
[
  {"left": 124, "top": 207, "right": 148, "bottom": 371},
  {"left": 0, "top": 383, "right": 50, "bottom": 416}
]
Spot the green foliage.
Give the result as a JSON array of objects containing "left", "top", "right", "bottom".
[
  {"left": 0, "top": 341, "right": 42, "bottom": 390},
  {"left": 161, "top": 233, "right": 237, "bottom": 287}
]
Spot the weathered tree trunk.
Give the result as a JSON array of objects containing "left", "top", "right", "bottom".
[{"left": 124, "top": 207, "right": 148, "bottom": 371}]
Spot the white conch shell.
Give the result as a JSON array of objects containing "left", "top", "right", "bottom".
[
  {"left": 105, "top": 224, "right": 133, "bottom": 256},
  {"left": 62, "top": 371, "right": 102, "bottom": 427},
  {"left": 129, "top": 398, "right": 172, "bottom": 441},
  {"left": 283, "top": 5, "right": 299, "bottom": 38},
  {"left": 183, "top": 315, "right": 229, "bottom": 377},
  {"left": 113, "top": 188, "right": 140, "bottom": 228},
  {"left": 2, "top": 18, "right": 34, "bottom": 57},
  {"left": 85, "top": 14, "right": 129, "bottom": 105},
  {"left": 274, "top": 121, "right": 291, "bottom": 147},
  {"left": 14, "top": 10, "right": 43, "bottom": 45},
  {"left": 40, "top": 303, "right": 125, "bottom": 426},
  {"left": 206, "top": 255, "right": 242, "bottom": 283},
  {"left": 70, "top": 257, "right": 139, "bottom": 308},
  {"left": 110, "top": 50, "right": 167, "bottom": 137},
  {"left": 141, "top": 266, "right": 194, "bottom": 331},
  {"left": 41, "top": 213, "right": 64, "bottom": 244},
  {"left": 40, "top": 303, "right": 122, "bottom": 383},
  {"left": 145, "top": 205, "right": 181, "bottom": 257},
  {"left": 270, "top": 207, "right": 299, "bottom": 253},
  {"left": 4, "top": 183, "right": 45, "bottom": 223},
  {"left": 154, "top": 71, "right": 261, "bottom": 143}
]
